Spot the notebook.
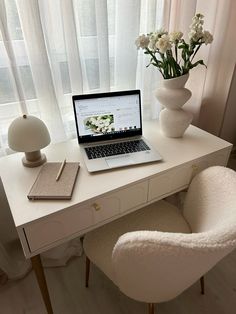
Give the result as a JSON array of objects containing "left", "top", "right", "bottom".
[
  {"left": 72, "top": 90, "right": 162, "bottom": 172},
  {"left": 27, "top": 162, "right": 80, "bottom": 200}
]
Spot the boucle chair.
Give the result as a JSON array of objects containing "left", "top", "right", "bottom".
[{"left": 83, "top": 166, "right": 236, "bottom": 314}]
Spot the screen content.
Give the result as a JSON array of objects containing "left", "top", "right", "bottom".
[{"left": 74, "top": 94, "right": 141, "bottom": 138}]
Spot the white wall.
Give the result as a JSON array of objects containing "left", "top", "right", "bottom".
[{"left": 220, "top": 65, "right": 236, "bottom": 145}]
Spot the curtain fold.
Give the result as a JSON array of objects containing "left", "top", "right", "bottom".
[
  {"left": 17, "top": 0, "right": 66, "bottom": 142},
  {"left": 61, "top": 0, "right": 83, "bottom": 95},
  {"left": 0, "top": 0, "right": 164, "bottom": 282},
  {"left": 136, "top": 0, "right": 164, "bottom": 120},
  {"left": 115, "top": 0, "right": 141, "bottom": 90},
  {"left": 198, "top": 0, "right": 236, "bottom": 135},
  {"left": 161, "top": 0, "right": 236, "bottom": 131},
  {"left": 94, "top": 0, "right": 110, "bottom": 91},
  {"left": 0, "top": 0, "right": 235, "bottom": 281},
  {"left": 0, "top": 0, "right": 27, "bottom": 114}
]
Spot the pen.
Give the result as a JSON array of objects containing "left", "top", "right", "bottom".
[{"left": 56, "top": 159, "right": 66, "bottom": 181}]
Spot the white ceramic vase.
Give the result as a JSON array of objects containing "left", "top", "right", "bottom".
[{"left": 155, "top": 73, "right": 193, "bottom": 138}]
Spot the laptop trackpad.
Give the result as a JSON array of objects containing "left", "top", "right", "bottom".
[{"left": 105, "top": 155, "right": 134, "bottom": 168}]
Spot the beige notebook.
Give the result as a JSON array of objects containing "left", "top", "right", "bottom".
[{"left": 28, "top": 162, "right": 80, "bottom": 200}]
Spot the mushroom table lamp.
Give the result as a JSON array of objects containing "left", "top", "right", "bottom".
[{"left": 8, "top": 115, "right": 51, "bottom": 167}]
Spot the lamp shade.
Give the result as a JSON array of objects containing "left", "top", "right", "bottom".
[{"left": 8, "top": 115, "right": 51, "bottom": 152}]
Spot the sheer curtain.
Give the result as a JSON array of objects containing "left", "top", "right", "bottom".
[
  {"left": 160, "top": 0, "right": 236, "bottom": 131},
  {"left": 0, "top": 0, "right": 235, "bottom": 281},
  {"left": 0, "top": 0, "right": 235, "bottom": 152},
  {"left": 0, "top": 0, "right": 164, "bottom": 281},
  {"left": 0, "top": 0, "right": 164, "bottom": 158}
]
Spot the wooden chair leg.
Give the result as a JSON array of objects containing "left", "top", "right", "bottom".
[
  {"left": 200, "top": 276, "right": 205, "bottom": 295},
  {"left": 148, "top": 303, "right": 155, "bottom": 314},
  {"left": 85, "top": 256, "right": 90, "bottom": 288},
  {"left": 31, "top": 255, "right": 53, "bottom": 314}
]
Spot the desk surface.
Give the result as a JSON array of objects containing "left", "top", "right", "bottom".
[{"left": 0, "top": 120, "right": 232, "bottom": 229}]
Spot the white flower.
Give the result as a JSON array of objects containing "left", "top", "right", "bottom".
[
  {"left": 191, "top": 13, "right": 204, "bottom": 27},
  {"left": 188, "top": 29, "right": 203, "bottom": 42},
  {"left": 202, "top": 30, "right": 213, "bottom": 44},
  {"left": 134, "top": 12, "right": 213, "bottom": 79},
  {"left": 148, "top": 34, "right": 158, "bottom": 50},
  {"left": 148, "top": 29, "right": 167, "bottom": 50},
  {"left": 169, "top": 31, "right": 183, "bottom": 42},
  {"left": 194, "top": 13, "right": 204, "bottom": 20},
  {"left": 156, "top": 34, "right": 172, "bottom": 54},
  {"left": 189, "top": 13, "right": 205, "bottom": 42},
  {"left": 135, "top": 34, "right": 149, "bottom": 49}
]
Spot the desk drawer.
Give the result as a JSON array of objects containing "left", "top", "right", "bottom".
[
  {"left": 24, "top": 204, "right": 93, "bottom": 252},
  {"left": 91, "top": 193, "right": 121, "bottom": 224},
  {"left": 118, "top": 181, "right": 148, "bottom": 213},
  {"left": 148, "top": 160, "right": 208, "bottom": 201},
  {"left": 91, "top": 181, "right": 148, "bottom": 223},
  {"left": 207, "top": 151, "right": 229, "bottom": 166},
  {"left": 148, "top": 172, "right": 173, "bottom": 201},
  {"left": 24, "top": 181, "right": 148, "bottom": 252},
  {"left": 148, "top": 167, "right": 192, "bottom": 202},
  {"left": 148, "top": 149, "right": 230, "bottom": 202}
]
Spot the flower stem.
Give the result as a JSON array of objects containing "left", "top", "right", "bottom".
[
  {"left": 190, "top": 44, "right": 201, "bottom": 62},
  {"left": 146, "top": 48, "right": 159, "bottom": 67}
]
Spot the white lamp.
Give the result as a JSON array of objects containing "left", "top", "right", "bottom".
[{"left": 8, "top": 114, "right": 51, "bottom": 167}]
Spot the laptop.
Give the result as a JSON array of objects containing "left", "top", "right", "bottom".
[{"left": 72, "top": 90, "right": 162, "bottom": 172}]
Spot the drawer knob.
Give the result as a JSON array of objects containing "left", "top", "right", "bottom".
[
  {"left": 191, "top": 164, "right": 199, "bottom": 178},
  {"left": 92, "top": 203, "right": 101, "bottom": 211}
]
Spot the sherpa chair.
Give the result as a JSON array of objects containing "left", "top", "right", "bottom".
[{"left": 83, "top": 166, "right": 236, "bottom": 314}]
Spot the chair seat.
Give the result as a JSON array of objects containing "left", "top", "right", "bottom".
[{"left": 83, "top": 200, "right": 191, "bottom": 282}]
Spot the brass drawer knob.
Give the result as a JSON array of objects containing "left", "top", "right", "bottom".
[
  {"left": 192, "top": 164, "right": 199, "bottom": 171},
  {"left": 191, "top": 164, "right": 199, "bottom": 178},
  {"left": 92, "top": 203, "right": 101, "bottom": 211}
]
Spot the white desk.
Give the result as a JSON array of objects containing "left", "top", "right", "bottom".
[{"left": 0, "top": 120, "right": 232, "bottom": 313}]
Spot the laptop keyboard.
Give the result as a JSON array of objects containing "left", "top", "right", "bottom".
[{"left": 85, "top": 139, "right": 150, "bottom": 160}]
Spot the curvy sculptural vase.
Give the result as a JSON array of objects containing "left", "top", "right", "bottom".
[{"left": 156, "top": 73, "right": 193, "bottom": 138}]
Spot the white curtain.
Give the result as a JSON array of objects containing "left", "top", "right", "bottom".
[
  {"left": 0, "top": 0, "right": 164, "bottom": 282},
  {"left": 160, "top": 0, "right": 236, "bottom": 131},
  {"left": 0, "top": 0, "right": 164, "bottom": 158},
  {"left": 0, "top": 0, "right": 235, "bottom": 281}
]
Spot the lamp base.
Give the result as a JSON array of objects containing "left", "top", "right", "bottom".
[{"left": 22, "top": 151, "right": 47, "bottom": 168}]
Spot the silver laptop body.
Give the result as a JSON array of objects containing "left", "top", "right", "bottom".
[{"left": 72, "top": 90, "right": 162, "bottom": 172}]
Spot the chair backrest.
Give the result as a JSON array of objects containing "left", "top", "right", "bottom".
[
  {"left": 183, "top": 166, "right": 236, "bottom": 233},
  {"left": 112, "top": 230, "right": 234, "bottom": 303},
  {"left": 112, "top": 166, "right": 236, "bottom": 304}
]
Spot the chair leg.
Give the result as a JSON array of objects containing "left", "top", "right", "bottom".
[
  {"left": 200, "top": 276, "right": 205, "bottom": 295},
  {"left": 85, "top": 256, "right": 90, "bottom": 288},
  {"left": 148, "top": 303, "right": 155, "bottom": 314}
]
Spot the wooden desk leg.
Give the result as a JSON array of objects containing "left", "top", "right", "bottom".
[{"left": 31, "top": 255, "right": 53, "bottom": 314}]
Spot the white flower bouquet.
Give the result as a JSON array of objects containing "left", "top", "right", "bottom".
[
  {"left": 85, "top": 115, "right": 115, "bottom": 134},
  {"left": 135, "top": 13, "right": 213, "bottom": 79}
]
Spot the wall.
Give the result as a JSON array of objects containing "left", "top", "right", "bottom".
[{"left": 220, "top": 65, "right": 236, "bottom": 146}]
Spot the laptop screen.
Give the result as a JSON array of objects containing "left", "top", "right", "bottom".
[{"left": 73, "top": 90, "right": 142, "bottom": 143}]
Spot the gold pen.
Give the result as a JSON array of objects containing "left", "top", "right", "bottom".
[{"left": 56, "top": 159, "right": 66, "bottom": 181}]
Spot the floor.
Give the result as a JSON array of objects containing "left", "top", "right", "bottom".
[
  {"left": 1, "top": 155, "right": 236, "bottom": 314},
  {"left": 0, "top": 248, "right": 236, "bottom": 314}
]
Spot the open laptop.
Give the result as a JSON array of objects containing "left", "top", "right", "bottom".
[{"left": 72, "top": 90, "right": 162, "bottom": 172}]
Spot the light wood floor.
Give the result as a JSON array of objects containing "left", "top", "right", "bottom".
[
  {"left": 0, "top": 249, "right": 236, "bottom": 314},
  {"left": 1, "top": 156, "right": 236, "bottom": 314}
]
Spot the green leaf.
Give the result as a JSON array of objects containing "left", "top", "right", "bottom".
[{"left": 190, "top": 59, "right": 206, "bottom": 69}]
